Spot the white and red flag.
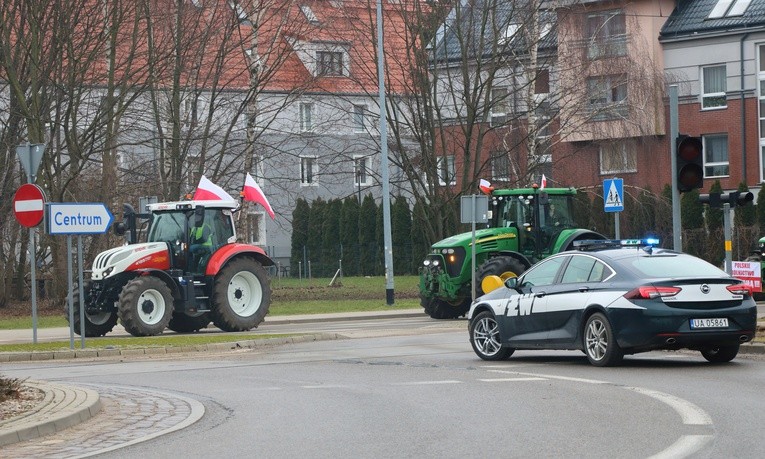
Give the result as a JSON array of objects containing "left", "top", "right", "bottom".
[
  {"left": 479, "top": 179, "right": 494, "bottom": 194},
  {"left": 194, "top": 175, "right": 235, "bottom": 201},
  {"left": 243, "top": 173, "right": 275, "bottom": 219},
  {"left": 540, "top": 174, "right": 547, "bottom": 190}
]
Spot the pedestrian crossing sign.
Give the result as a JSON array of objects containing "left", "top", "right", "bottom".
[{"left": 603, "top": 179, "right": 624, "bottom": 212}]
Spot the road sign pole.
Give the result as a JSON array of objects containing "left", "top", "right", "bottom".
[
  {"left": 78, "top": 235, "right": 86, "bottom": 349},
  {"left": 614, "top": 213, "right": 620, "bottom": 240},
  {"left": 16, "top": 142, "right": 45, "bottom": 344},
  {"left": 67, "top": 235, "right": 75, "bottom": 350}
]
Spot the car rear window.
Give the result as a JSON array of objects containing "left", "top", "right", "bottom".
[{"left": 626, "top": 254, "right": 727, "bottom": 278}]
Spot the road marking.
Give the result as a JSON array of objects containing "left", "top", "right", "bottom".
[
  {"left": 478, "top": 377, "right": 546, "bottom": 382},
  {"left": 391, "top": 380, "right": 462, "bottom": 386},
  {"left": 625, "top": 386, "right": 712, "bottom": 425},
  {"left": 648, "top": 435, "right": 714, "bottom": 459},
  {"left": 487, "top": 370, "right": 608, "bottom": 385},
  {"left": 483, "top": 369, "right": 715, "bottom": 458},
  {"left": 302, "top": 385, "right": 352, "bottom": 389}
]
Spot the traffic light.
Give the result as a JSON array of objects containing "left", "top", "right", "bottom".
[
  {"left": 698, "top": 191, "right": 754, "bottom": 208},
  {"left": 676, "top": 134, "right": 704, "bottom": 192}
]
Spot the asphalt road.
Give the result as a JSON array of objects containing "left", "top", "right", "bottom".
[{"left": 2, "top": 318, "right": 764, "bottom": 458}]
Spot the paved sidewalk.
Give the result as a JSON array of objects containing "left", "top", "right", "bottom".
[
  {"left": 0, "top": 384, "right": 204, "bottom": 458},
  {"left": 0, "top": 381, "right": 101, "bottom": 448}
]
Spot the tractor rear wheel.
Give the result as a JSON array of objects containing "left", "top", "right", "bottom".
[
  {"left": 211, "top": 257, "right": 271, "bottom": 332},
  {"left": 65, "top": 282, "right": 118, "bottom": 337},
  {"left": 476, "top": 256, "right": 526, "bottom": 296},
  {"left": 118, "top": 276, "right": 174, "bottom": 336},
  {"left": 167, "top": 312, "right": 211, "bottom": 333}
]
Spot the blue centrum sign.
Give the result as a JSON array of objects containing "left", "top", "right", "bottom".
[{"left": 47, "top": 202, "right": 114, "bottom": 235}]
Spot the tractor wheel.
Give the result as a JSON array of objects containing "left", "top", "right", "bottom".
[
  {"left": 421, "top": 295, "right": 470, "bottom": 319},
  {"left": 211, "top": 257, "right": 272, "bottom": 332},
  {"left": 118, "top": 276, "right": 174, "bottom": 336},
  {"left": 476, "top": 256, "right": 526, "bottom": 297},
  {"left": 65, "top": 282, "right": 118, "bottom": 337},
  {"left": 167, "top": 312, "right": 211, "bottom": 333}
]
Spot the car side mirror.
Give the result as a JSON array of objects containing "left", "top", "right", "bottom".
[{"left": 504, "top": 277, "right": 519, "bottom": 290}]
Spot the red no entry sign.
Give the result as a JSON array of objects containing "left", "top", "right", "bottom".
[{"left": 13, "top": 184, "right": 46, "bottom": 228}]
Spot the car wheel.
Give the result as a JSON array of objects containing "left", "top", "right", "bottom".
[
  {"left": 469, "top": 311, "right": 514, "bottom": 360},
  {"left": 701, "top": 344, "right": 740, "bottom": 363},
  {"left": 583, "top": 312, "right": 623, "bottom": 367}
]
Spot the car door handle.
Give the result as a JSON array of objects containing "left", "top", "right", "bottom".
[
  {"left": 579, "top": 286, "right": 590, "bottom": 292},
  {"left": 535, "top": 291, "right": 546, "bottom": 298}
]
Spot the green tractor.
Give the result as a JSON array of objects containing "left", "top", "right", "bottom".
[{"left": 418, "top": 186, "right": 606, "bottom": 319}]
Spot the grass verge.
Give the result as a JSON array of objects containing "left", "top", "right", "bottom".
[{"left": 0, "top": 333, "right": 296, "bottom": 353}]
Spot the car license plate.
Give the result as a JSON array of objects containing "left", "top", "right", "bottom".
[{"left": 690, "top": 318, "right": 729, "bottom": 329}]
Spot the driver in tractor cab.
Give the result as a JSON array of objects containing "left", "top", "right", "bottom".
[{"left": 189, "top": 219, "right": 213, "bottom": 273}]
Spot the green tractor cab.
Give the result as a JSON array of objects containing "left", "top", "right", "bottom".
[{"left": 419, "top": 186, "right": 605, "bottom": 319}]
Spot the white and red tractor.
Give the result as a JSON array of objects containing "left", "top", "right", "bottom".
[{"left": 67, "top": 199, "right": 273, "bottom": 337}]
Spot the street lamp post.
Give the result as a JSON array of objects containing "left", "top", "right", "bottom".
[{"left": 376, "top": 0, "right": 394, "bottom": 304}]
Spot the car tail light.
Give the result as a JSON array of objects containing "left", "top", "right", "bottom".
[
  {"left": 624, "top": 286, "right": 682, "bottom": 300},
  {"left": 726, "top": 284, "right": 752, "bottom": 296}
]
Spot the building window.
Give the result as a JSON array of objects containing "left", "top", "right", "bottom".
[
  {"left": 437, "top": 156, "right": 456, "bottom": 186},
  {"left": 703, "top": 134, "right": 729, "bottom": 177},
  {"left": 599, "top": 141, "right": 637, "bottom": 174},
  {"left": 245, "top": 212, "right": 266, "bottom": 245},
  {"left": 354, "top": 155, "right": 371, "bottom": 186},
  {"left": 587, "top": 75, "right": 628, "bottom": 120},
  {"left": 353, "top": 104, "right": 366, "bottom": 132},
  {"left": 300, "top": 102, "right": 313, "bottom": 132},
  {"left": 586, "top": 10, "right": 626, "bottom": 59},
  {"left": 492, "top": 152, "right": 510, "bottom": 180},
  {"left": 300, "top": 156, "right": 318, "bottom": 185},
  {"left": 317, "top": 51, "right": 343, "bottom": 76},
  {"left": 701, "top": 65, "right": 727, "bottom": 109},
  {"left": 490, "top": 87, "right": 509, "bottom": 127},
  {"left": 708, "top": 0, "right": 752, "bottom": 19}
]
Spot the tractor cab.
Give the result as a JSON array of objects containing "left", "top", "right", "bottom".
[
  {"left": 117, "top": 200, "right": 239, "bottom": 274},
  {"left": 490, "top": 189, "right": 576, "bottom": 261}
]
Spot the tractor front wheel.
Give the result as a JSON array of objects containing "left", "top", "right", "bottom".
[
  {"left": 118, "top": 276, "right": 174, "bottom": 336},
  {"left": 65, "top": 282, "right": 118, "bottom": 337},
  {"left": 211, "top": 257, "right": 272, "bottom": 332}
]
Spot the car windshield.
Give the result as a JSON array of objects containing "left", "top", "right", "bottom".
[{"left": 624, "top": 253, "right": 727, "bottom": 278}]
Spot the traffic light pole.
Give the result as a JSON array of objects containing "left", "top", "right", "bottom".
[
  {"left": 669, "top": 86, "right": 681, "bottom": 251},
  {"left": 723, "top": 203, "right": 732, "bottom": 274}
]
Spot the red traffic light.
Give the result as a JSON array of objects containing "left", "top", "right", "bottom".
[{"left": 676, "top": 135, "right": 704, "bottom": 192}]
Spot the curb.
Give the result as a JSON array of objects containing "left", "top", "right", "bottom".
[
  {"left": 0, "top": 333, "right": 342, "bottom": 363},
  {"left": 0, "top": 381, "right": 101, "bottom": 447}
]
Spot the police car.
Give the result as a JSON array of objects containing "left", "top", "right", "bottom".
[{"left": 467, "top": 239, "right": 758, "bottom": 366}]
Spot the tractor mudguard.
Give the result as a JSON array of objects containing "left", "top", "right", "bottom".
[
  {"left": 204, "top": 243, "right": 274, "bottom": 276},
  {"left": 552, "top": 229, "right": 607, "bottom": 253}
]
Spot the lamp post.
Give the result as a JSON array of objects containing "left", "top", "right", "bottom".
[{"left": 377, "top": 0, "right": 394, "bottom": 304}]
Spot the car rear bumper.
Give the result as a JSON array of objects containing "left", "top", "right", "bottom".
[{"left": 608, "top": 303, "right": 757, "bottom": 352}]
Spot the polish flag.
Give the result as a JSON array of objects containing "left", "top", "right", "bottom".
[
  {"left": 479, "top": 179, "right": 494, "bottom": 194},
  {"left": 243, "top": 173, "right": 275, "bottom": 219},
  {"left": 540, "top": 174, "right": 547, "bottom": 190},
  {"left": 194, "top": 175, "right": 235, "bottom": 201}
]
